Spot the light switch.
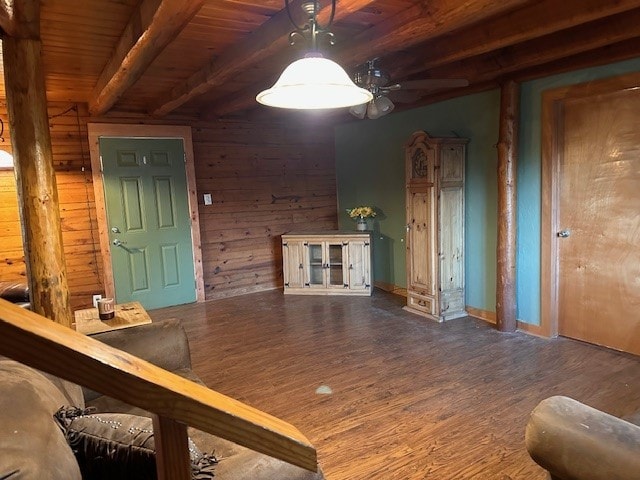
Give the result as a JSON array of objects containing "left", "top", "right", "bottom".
[{"left": 203, "top": 193, "right": 212, "bottom": 205}]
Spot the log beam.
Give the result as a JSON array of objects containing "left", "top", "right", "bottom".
[
  {"left": 2, "top": 0, "right": 72, "bottom": 326},
  {"left": 336, "top": 0, "right": 530, "bottom": 68},
  {"left": 496, "top": 80, "right": 519, "bottom": 333},
  {"left": 390, "top": 0, "right": 640, "bottom": 81},
  {"left": 403, "top": 35, "right": 640, "bottom": 116},
  {"left": 412, "top": 9, "right": 640, "bottom": 99},
  {"left": 150, "top": 0, "right": 375, "bottom": 117},
  {"left": 88, "top": 0, "right": 204, "bottom": 116}
]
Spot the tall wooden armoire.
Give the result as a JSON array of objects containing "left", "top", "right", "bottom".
[{"left": 404, "top": 131, "right": 468, "bottom": 322}]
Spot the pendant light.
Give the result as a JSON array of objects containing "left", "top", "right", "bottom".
[{"left": 256, "top": 0, "right": 372, "bottom": 110}]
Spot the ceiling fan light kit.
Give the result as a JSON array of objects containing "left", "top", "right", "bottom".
[
  {"left": 349, "top": 58, "right": 469, "bottom": 120},
  {"left": 370, "top": 95, "right": 395, "bottom": 119},
  {"left": 256, "top": 0, "right": 372, "bottom": 110},
  {"left": 349, "top": 95, "right": 395, "bottom": 120}
]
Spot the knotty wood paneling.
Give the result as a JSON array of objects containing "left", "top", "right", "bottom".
[
  {"left": 0, "top": 172, "right": 23, "bottom": 279},
  {"left": 0, "top": 103, "right": 337, "bottom": 308},
  {"left": 192, "top": 118, "right": 337, "bottom": 299}
]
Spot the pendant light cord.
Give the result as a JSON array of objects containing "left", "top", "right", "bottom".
[
  {"left": 74, "top": 105, "right": 103, "bottom": 289},
  {"left": 46, "top": 105, "right": 104, "bottom": 292}
]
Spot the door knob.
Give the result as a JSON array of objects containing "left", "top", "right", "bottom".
[
  {"left": 112, "top": 238, "right": 126, "bottom": 247},
  {"left": 557, "top": 229, "right": 571, "bottom": 238}
]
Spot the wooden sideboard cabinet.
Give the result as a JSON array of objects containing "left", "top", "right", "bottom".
[
  {"left": 404, "top": 131, "right": 468, "bottom": 321},
  {"left": 281, "top": 232, "right": 372, "bottom": 296}
]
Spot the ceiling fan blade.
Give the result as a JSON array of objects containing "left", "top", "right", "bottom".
[
  {"left": 386, "top": 90, "right": 422, "bottom": 103},
  {"left": 394, "top": 79, "right": 469, "bottom": 90}
]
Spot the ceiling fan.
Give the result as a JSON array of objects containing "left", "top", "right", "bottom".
[{"left": 349, "top": 59, "right": 469, "bottom": 119}]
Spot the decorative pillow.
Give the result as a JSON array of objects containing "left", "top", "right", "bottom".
[{"left": 54, "top": 407, "right": 217, "bottom": 480}]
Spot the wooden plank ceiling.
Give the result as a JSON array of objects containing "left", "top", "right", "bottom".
[{"left": 24, "top": 0, "right": 640, "bottom": 120}]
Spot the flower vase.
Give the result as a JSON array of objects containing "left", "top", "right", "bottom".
[{"left": 356, "top": 217, "right": 368, "bottom": 231}]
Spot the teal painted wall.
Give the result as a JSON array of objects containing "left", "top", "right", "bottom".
[
  {"left": 335, "top": 57, "right": 640, "bottom": 323},
  {"left": 335, "top": 90, "right": 501, "bottom": 311}
]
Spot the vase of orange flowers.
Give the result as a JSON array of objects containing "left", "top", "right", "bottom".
[{"left": 346, "top": 206, "right": 376, "bottom": 231}]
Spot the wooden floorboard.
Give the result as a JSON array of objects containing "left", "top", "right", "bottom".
[{"left": 151, "top": 289, "right": 640, "bottom": 479}]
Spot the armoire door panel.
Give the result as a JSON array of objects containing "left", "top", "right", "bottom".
[
  {"left": 440, "top": 145, "right": 465, "bottom": 183},
  {"left": 439, "top": 187, "right": 464, "bottom": 292},
  {"left": 408, "top": 189, "right": 436, "bottom": 294}
]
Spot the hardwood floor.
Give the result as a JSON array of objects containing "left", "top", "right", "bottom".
[{"left": 151, "top": 289, "right": 640, "bottom": 479}]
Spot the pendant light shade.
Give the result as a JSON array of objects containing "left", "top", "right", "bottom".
[{"left": 256, "top": 55, "right": 373, "bottom": 109}]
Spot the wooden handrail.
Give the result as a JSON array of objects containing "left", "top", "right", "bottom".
[{"left": 0, "top": 299, "right": 317, "bottom": 476}]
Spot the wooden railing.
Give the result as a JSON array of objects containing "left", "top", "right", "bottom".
[{"left": 0, "top": 299, "right": 317, "bottom": 479}]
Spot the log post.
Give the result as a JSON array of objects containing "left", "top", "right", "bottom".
[
  {"left": 496, "top": 79, "right": 519, "bottom": 332},
  {"left": 2, "top": 1, "right": 73, "bottom": 327}
]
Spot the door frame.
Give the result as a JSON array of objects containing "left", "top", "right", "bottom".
[
  {"left": 87, "top": 123, "right": 205, "bottom": 304},
  {"left": 540, "top": 71, "right": 640, "bottom": 338}
]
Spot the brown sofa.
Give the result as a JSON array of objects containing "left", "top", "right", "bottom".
[
  {"left": 0, "top": 318, "right": 324, "bottom": 479},
  {"left": 526, "top": 396, "right": 640, "bottom": 480},
  {"left": 0, "top": 281, "right": 30, "bottom": 309}
]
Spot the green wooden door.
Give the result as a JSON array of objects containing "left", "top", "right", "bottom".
[{"left": 100, "top": 137, "right": 196, "bottom": 309}]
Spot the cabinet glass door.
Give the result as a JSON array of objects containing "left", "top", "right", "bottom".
[
  {"left": 308, "top": 244, "right": 324, "bottom": 285},
  {"left": 327, "top": 243, "right": 344, "bottom": 286}
]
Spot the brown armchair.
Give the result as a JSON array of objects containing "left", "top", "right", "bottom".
[{"left": 526, "top": 396, "right": 640, "bottom": 480}]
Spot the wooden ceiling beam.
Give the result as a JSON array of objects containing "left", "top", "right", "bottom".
[
  {"left": 215, "top": 8, "right": 640, "bottom": 120},
  {"left": 389, "top": 0, "right": 640, "bottom": 81},
  {"left": 334, "top": 0, "right": 533, "bottom": 67},
  {"left": 512, "top": 38, "right": 640, "bottom": 84},
  {"left": 410, "top": 36, "right": 640, "bottom": 112},
  {"left": 204, "top": 0, "right": 532, "bottom": 118},
  {"left": 426, "top": 9, "right": 640, "bottom": 86},
  {"left": 88, "top": 0, "right": 205, "bottom": 116},
  {"left": 149, "top": 0, "right": 375, "bottom": 117}
]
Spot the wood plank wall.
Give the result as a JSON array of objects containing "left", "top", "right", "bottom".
[
  {"left": 191, "top": 120, "right": 337, "bottom": 299},
  {"left": 0, "top": 102, "right": 337, "bottom": 309}
]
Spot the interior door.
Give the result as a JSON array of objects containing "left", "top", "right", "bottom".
[
  {"left": 100, "top": 137, "right": 196, "bottom": 309},
  {"left": 557, "top": 87, "right": 640, "bottom": 355}
]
